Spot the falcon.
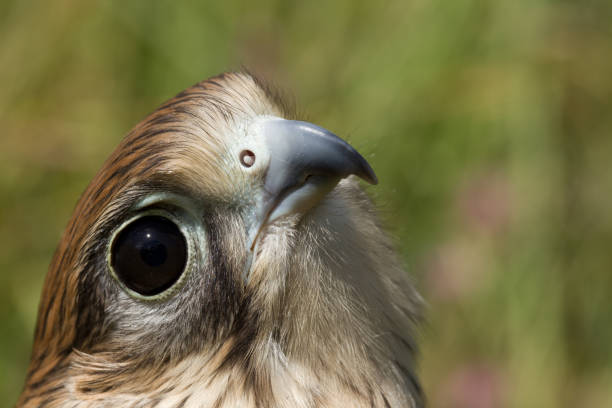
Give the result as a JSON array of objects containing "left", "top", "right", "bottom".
[{"left": 18, "top": 72, "right": 423, "bottom": 407}]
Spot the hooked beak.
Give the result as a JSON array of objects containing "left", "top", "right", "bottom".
[{"left": 249, "top": 117, "right": 377, "bottom": 250}]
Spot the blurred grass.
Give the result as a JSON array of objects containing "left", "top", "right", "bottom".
[{"left": 1, "top": 0, "right": 612, "bottom": 406}]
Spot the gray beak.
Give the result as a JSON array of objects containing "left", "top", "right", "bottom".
[{"left": 250, "top": 118, "right": 377, "bottom": 250}]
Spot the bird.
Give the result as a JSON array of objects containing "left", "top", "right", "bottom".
[{"left": 18, "top": 72, "right": 423, "bottom": 407}]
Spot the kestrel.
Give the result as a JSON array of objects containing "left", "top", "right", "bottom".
[{"left": 18, "top": 72, "right": 423, "bottom": 407}]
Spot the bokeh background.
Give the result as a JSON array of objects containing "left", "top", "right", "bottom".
[{"left": 1, "top": 0, "right": 611, "bottom": 406}]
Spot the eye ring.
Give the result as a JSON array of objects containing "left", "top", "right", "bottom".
[{"left": 106, "top": 209, "right": 195, "bottom": 301}]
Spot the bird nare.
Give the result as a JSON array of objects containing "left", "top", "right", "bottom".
[{"left": 18, "top": 72, "right": 423, "bottom": 407}]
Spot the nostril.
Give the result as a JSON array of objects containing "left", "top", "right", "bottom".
[{"left": 240, "top": 150, "right": 256, "bottom": 168}]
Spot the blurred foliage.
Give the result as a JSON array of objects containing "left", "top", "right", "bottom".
[{"left": 1, "top": 0, "right": 612, "bottom": 406}]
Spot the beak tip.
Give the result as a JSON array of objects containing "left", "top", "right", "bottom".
[
  {"left": 362, "top": 171, "right": 378, "bottom": 185},
  {"left": 359, "top": 158, "right": 379, "bottom": 185}
]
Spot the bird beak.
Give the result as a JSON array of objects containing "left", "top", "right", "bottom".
[{"left": 249, "top": 117, "right": 378, "bottom": 250}]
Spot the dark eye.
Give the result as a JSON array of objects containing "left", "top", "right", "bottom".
[{"left": 110, "top": 215, "right": 188, "bottom": 296}]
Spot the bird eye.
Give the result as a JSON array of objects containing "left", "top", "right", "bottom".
[{"left": 110, "top": 215, "right": 188, "bottom": 297}]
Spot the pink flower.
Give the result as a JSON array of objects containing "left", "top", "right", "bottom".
[{"left": 439, "top": 363, "right": 505, "bottom": 408}]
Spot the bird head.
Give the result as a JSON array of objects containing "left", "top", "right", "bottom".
[{"left": 19, "top": 72, "right": 422, "bottom": 407}]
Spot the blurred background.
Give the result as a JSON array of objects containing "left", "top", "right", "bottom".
[{"left": 1, "top": 0, "right": 611, "bottom": 406}]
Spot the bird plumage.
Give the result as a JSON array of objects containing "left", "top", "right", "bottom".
[{"left": 18, "top": 72, "right": 423, "bottom": 407}]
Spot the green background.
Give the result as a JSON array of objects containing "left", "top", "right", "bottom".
[{"left": 1, "top": 0, "right": 611, "bottom": 406}]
